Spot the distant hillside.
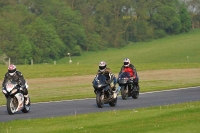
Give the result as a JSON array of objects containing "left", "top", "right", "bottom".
[{"left": 58, "top": 29, "right": 200, "bottom": 66}]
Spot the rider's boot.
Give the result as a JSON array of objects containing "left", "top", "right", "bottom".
[
  {"left": 24, "top": 94, "right": 30, "bottom": 105},
  {"left": 112, "top": 86, "right": 117, "bottom": 98},
  {"left": 113, "top": 92, "right": 117, "bottom": 98}
]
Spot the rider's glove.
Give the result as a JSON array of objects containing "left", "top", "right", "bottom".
[
  {"left": 20, "top": 85, "right": 26, "bottom": 91},
  {"left": 18, "top": 80, "right": 22, "bottom": 86},
  {"left": 130, "top": 75, "right": 137, "bottom": 82}
]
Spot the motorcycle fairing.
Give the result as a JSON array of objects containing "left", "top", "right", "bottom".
[
  {"left": 15, "top": 93, "right": 24, "bottom": 111},
  {"left": 93, "top": 74, "right": 107, "bottom": 89}
]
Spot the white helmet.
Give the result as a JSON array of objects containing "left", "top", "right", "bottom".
[
  {"left": 99, "top": 61, "right": 107, "bottom": 72},
  {"left": 123, "top": 58, "right": 130, "bottom": 67}
]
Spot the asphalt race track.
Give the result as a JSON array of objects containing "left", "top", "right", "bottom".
[{"left": 0, "top": 87, "right": 200, "bottom": 122}]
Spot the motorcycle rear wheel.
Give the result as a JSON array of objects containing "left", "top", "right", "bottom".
[
  {"left": 96, "top": 92, "right": 104, "bottom": 108},
  {"left": 132, "top": 91, "right": 139, "bottom": 99},
  {"left": 132, "top": 86, "right": 140, "bottom": 99}
]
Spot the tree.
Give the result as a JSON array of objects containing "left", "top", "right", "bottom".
[
  {"left": 38, "top": 0, "right": 87, "bottom": 55},
  {"left": 149, "top": 1, "right": 182, "bottom": 34},
  {"left": 0, "top": 0, "right": 194, "bottom": 64},
  {"left": 0, "top": 20, "right": 21, "bottom": 63},
  {"left": 183, "top": 0, "right": 200, "bottom": 28},
  {"left": 24, "top": 17, "right": 66, "bottom": 63},
  {"left": 179, "top": 3, "right": 191, "bottom": 32},
  {"left": 17, "top": 35, "right": 32, "bottom": 64}
]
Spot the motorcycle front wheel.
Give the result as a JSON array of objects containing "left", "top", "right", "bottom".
[
  {"left": 7, "top": 96, "right": 16, "bottom": 115},
  {"left": 121, "top": 86, "right": 128, "bottom": 100},
  {"left": 96, "top": 91, "right": 104, "bottom": 108}
]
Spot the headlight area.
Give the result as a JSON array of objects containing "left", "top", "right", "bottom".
[
  {"left": 10, "top": 89, "right": 18, "bottom": 95},
  {"left": 98, "top": 84, "right": 102, "bottom": 88},
  {"left": 2, "top": 90, "right": 7, "bottom": 94}
]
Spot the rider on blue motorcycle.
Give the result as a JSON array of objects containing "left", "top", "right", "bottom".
[{"left": 96, "top": 61, "right": 117, "bottom": 97}]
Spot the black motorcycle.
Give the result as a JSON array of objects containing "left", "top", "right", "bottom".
[
  {"left": 93, "top": 73, "right": 117, "bottom": 108},
  {"left": 118, "top": 72, "right": 139, "bottom": 100}
]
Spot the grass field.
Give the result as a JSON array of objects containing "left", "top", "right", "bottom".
[
  {"left": 0, "top": 29, "right": 200, "bottom": 132},
  {"left": 0, "top": 101, "right": 200, "bottom": 133}
]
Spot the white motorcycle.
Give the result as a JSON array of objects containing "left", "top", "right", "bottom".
[{"left": 2, "top": 80, "right": 30, "bottom": 115}]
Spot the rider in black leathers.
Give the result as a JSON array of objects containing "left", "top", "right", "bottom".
[
  {"left": 2, "top": 64, "right": 30, "bottom": 105},
  {"left": 95, "top": 61, "right": 117, "bottom": 97}
]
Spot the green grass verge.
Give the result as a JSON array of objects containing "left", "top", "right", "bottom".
[
  {"left": 1, "top": 63, "right": 200, "bottom": 79},
  {"left": 0, "top": 101, "right": 200, "bottom": 133}
]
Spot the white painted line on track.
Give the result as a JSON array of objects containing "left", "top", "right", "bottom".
[
  {"left": 141, "top": 86, "right": 200, "bottom": 94},
  {"left": 0, "top": 86, "right": 199, "bottom": 107}
]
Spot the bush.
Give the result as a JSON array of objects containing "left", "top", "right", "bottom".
[{"left": 154, "top": 29, "right": 166, "bottom": 39}]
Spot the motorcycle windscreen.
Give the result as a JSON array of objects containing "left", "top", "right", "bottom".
[
  {"left": 119, "top": 72, "right": 131, "bottom": 78},
  {"left": 5, "top": 80, "right": 18, "bottom": 92},
  {"left": 93, "top": 74, "right": 107, "bottom": 88},
  {"left": 118, "top": 72, "right": 131, "bottom": 84}
]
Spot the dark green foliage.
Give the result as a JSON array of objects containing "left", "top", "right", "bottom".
[
  {"left": 24, "top": 17, "right": 66, "bottom": 63},
  {"left": 17, "top": 35, "right": 32, "bottom": 64},
  {"left": 0, "top": 0, "right": 193, "bottom": 64},
  {"left": 39, "top": 0, "right": 86, "bottom": 56},
  {"left": 179, "top": 3, "right": 191, "bottom": 32},
  {"left": 154, "top": 29, "right": 166, "bottom": 39},
  {"left": 132, "top": 20, "right": 154, "bottom": 42}
]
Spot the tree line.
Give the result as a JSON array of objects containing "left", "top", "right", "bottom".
[{"left": 0, "top": 0, "right": 198, "bottom": 64}]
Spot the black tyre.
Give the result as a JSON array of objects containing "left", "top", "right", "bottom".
[
  {"left": 109, "top": 97, "right": 117, "bottom": 107},
  {"left": 121, "top": 86, "right": 128, "bottom": 100},
  {"left": 7, "top": 96, "right": 15, "bottom": 115},
  {"left": 96, "top": 92, "right": 104, "bottom": 108},
  {"left": 132, "top": 91, "right": 139, "bottom": 99},
  {"left": 132, "top": 86, "right": 140, "bottom": 99}
]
